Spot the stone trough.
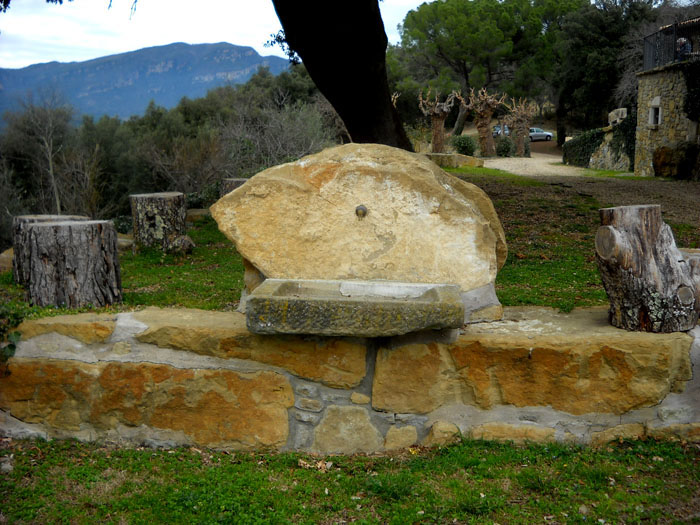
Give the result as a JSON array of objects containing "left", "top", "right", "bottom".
[{"left": 246, "top": 279, "right": 464, "bottom": 337}]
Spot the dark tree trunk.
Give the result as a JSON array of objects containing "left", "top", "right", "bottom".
[
  {"left": 25, "top": 220, "right": 122, "bottom": 308},
  {"left": 12, "top": 214, "right": 89, "bottom": 286},
  {"left": 130, "top": 192, "right": 194, "bottom": 253},
  {"left": 595, "top": 205, "right": 699, "bottom": 332},
  {"left": 451, "top": 105, "right": 469, "bottom": 137},
  {"left": 431, "top": 114, "right": 448, "bottom": 153},
  {"left": 272, "top": 0, "right": 413, "bottom": 151}
]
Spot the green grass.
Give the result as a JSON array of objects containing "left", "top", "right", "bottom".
[
  {"left": 0, "top": 216, "right": 246, "bottom": 323},
  {"left": 1, "top": 438, "right": 697, "bottom": 523}
]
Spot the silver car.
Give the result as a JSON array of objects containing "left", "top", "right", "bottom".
[{"left": 529, "top": 127, "right": 553, "bottom": 141}]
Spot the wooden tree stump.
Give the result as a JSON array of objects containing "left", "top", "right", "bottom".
[
  {"left": 220, "top": 178, "right": 248, "bottom": 197},
  {"left": 25, "top": 220, "right": 122, "bottom": 308},
  {"left": 130, "top": 192, "right": 194, "bottom": 253},
  {"left": 595, "top": 205, "right": 698, "bottom": 332},
  {"left": 12, "top": 214, "right": 89, "bottom": 286}
]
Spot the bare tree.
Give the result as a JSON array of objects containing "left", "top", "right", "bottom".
[
  {"left": 504, "top": 98, "right": 537, "bottom": 157},
  {"left": 463, "top": 88, "right": 506, "bottom": 157},
  {"left": 2, "top": 90, "right": 73, "bottom": 214},
  {"left": 57, "top": 145, "right": 119, "bottom": 219},
  {"left": 418, "top": 89, "right": 457, "bottom": 153}
]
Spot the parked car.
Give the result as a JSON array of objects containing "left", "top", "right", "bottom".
[
  {"left": 492, "top": 124, "right": 510, "bottom": 137},
  {"left": 529, "top": 127, "right": 553, "bottom": 141}
]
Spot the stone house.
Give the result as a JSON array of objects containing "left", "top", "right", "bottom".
[{"left": 634, "top": 17, "right": 700, "bottom": 177}]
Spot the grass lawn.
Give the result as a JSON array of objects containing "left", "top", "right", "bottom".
[
  {"left": 1, "top": 168, "right": 699, "bottom": 523},
  {"left": 1, "top": 437, "right": 698, "bottom": 523}
]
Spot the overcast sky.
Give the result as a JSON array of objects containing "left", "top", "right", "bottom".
[{"left": 0, "top": 0, "right": 424, "bottom": 69}]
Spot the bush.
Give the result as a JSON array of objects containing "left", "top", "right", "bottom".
[
  {"left": 562, "top": 128, "right": 605, "bottom": 167},
  {"left": 451, "top": 134, "right": 477, "bottom": 156},
  {"left": 496, "top": 136, "right": 516, "bottom": 157}
]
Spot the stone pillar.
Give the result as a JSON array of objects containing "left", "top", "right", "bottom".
[{"left": 130, "top": 192, "right": 194, "bottom": 253}]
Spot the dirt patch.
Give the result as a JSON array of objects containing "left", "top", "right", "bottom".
[{"left": 480, "top": 148, "right": 699, "bottom": 235}]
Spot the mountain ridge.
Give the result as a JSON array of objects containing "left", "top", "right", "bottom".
[{"left": 0, "top": 42, "right": 289, "bottom": 120}]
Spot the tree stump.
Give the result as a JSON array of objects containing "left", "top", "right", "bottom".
[
  {"left": 595, "top": 205, "right": 698, "bottom": 332},
  {"left": 12, "top": 214, "right": 89, "bottom": 286},
  {"left": 220, "top": 178, "right": 248, "bottom": 197},
  {"left": 130, "top": 192, "right": 194, "bottom": 253},
  {"left": 25, "top": 220, "right": 122, "bottom": 308}
]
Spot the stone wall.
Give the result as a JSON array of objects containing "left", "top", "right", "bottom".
[
  {"left": 635, "top": 63, "right": 698, "bottom": 177},
  {"left": 1, "top": 307, "right": 699, "bottom": 451},
  {"left": 589, "top": 128, "right": 631, "bottom": 171}
]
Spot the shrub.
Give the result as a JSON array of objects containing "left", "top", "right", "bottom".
[
  {"left": 496, "top": 136, "right": 516, "bottom": 157},
  {"left": 562, "top": 128, "right": 605, "bottom": 167},
  {"left": 451, "top": 134, "right": 477, "bottom": 156}
]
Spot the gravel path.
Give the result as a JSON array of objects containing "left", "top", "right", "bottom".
[
  {"left": 484, "top": 152, "right": 591, "bottom": 177},
  {"left": 481, "top": 150, "right": 699, "bottom": 232}
]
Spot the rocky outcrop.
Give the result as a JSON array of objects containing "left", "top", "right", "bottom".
[{"left": 211, "top": 143, "right": 507, "bottom": 322}]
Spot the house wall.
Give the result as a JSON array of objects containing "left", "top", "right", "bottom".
[{"left": 635, "top": 63, "right": 698, "bottom": 177}]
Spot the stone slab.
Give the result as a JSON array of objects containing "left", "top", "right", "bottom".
[
  {"left": 373, "top": 307, "right": 693, "bottom": 415},
  {"left": 246, "top": 279, "right": 464, "bottom": 337},
  {"left": 210, "top": 143, "right": 507, "bottom": 296},
  {"left": 132, "top": 307, "right": 367, "bottom": 388},
  {"left": 0, "top": 358, "right": 293, "bottom": 450}
]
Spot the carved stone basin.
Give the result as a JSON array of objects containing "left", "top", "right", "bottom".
[{"left": 246, "top": 279, "right": 465, "bottom": 337}]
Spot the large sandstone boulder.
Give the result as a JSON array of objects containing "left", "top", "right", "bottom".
[{"left": 211, "top": 144, "right": 506, "bottom": 320}]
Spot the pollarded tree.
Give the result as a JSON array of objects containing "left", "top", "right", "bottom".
[
  {"left": 463, "top": 88, "right": 506, "bottom": 157},
  {"left": 418, "top": 89, "right": 458, "bottom": 154},
  {"left": 503, "top": 97, "right": 537, "bottom": 157}
]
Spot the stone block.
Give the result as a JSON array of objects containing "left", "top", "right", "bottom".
[
  {"left": 297, "top": 398, "right": 323, "bottom": 412},
  {"left": 384, "top": 425, "right": 418, "bottom": 450},
  {"left": 373, "top": 307, "right": 693, "bottom": 416},
  {"left": 590, "top": 424, "right": 645, "bottom": 446},
  {"left": 350, "top": 392, "right": 370, "bottom": 405},
  {"left": 312, "top": 406, "right": 382, "bottom": 454},
  {"left": 246, "top": 279, "right": 464, "bottom": 337},
  {"left": 647, "top": 423, "right": 700, "bottom": 442},
  {"left": 18, "top": 313, "right": 117, "bottom": 344},
  {"left": 470, "top": 422, "right": 556, "bottom": 444},
  {"left": 0, "top": 358, "right": 293, "bottom": 450},
  {"left": 422, "top": 420, "right": 460, "bottom": 447},
  {"left": 133, "top": 307, "right": 367, "bottom": 388}
]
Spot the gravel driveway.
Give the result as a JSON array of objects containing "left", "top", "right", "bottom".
[{"left": 481, "top": 147, "right": 699, "bottom": 232}]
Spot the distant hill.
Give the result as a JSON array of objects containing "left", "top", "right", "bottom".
[{"left": 0, "top": 42, "right": 289, "bottom": 121}]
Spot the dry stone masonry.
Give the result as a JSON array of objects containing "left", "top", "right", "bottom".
[
  {"left": 635, "top": 62, "right": 698, "bottom": 177},
  {"left": 1, "top": 306, "right": 698, "bottom": 451}
]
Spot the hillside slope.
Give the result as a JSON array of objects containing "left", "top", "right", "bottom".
[{"left": 0, "top": 42, "right": 288, "bottom": 120}]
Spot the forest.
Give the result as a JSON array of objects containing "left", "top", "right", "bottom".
[{"left": 1, "top": 0, "right": 699, "bottom": 251}]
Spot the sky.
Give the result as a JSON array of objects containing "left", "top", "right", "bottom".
[{"left": 0, "top": 0, "right": 425, "bottom": 69}]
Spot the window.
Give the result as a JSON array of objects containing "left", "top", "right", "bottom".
[{"left": 649, "top": 96, "right": 661, "bottom": 127}]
